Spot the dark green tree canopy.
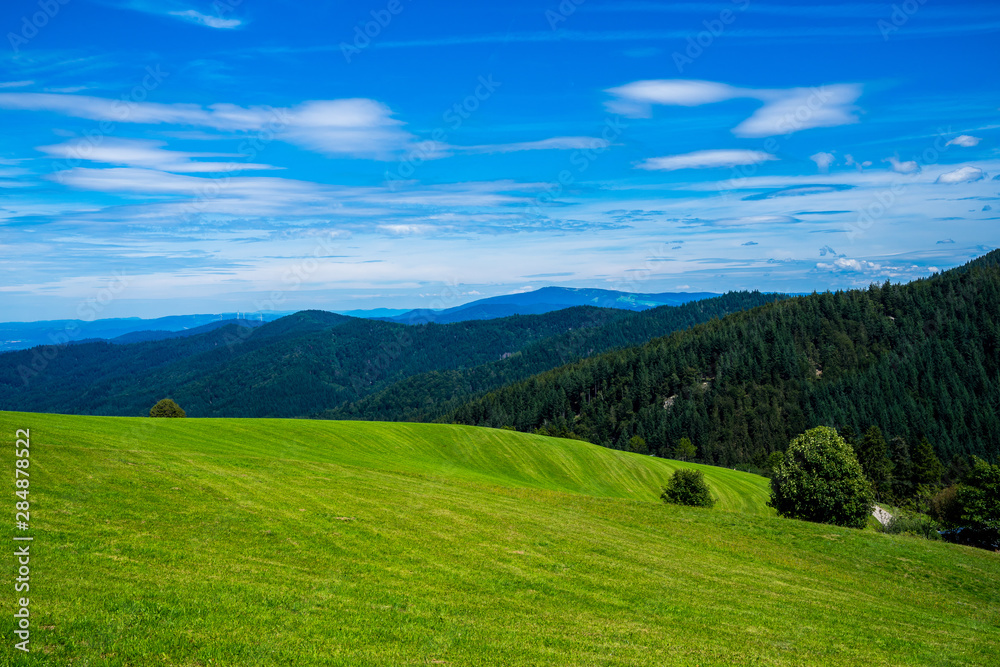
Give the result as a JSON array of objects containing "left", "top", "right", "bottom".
[
  {"left": 769, "top": 426, "right": 874, "bottom": 529},
  {"left": 150, "top": 398, "right": 186, "bottom": 418},
  {"left": 856, "top": 426, "right": 893, "bottom": 501}
]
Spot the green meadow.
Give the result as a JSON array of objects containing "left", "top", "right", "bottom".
[{"left": 2, "top": 411, "right": 998, "bottom": 665}]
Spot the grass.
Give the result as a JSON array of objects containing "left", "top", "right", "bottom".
[{"left": 2, "top": 411, "right": 998, "bottom": 666}]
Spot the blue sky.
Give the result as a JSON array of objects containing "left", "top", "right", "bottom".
[{"left": 1, "top": 0, "right": 998, "bottom": 320}]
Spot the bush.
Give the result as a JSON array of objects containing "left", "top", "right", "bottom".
[
  {"left": 876, "top": 513, "right": 942, "bottom": 540},
  {"left": 928, "top": 485, "right": 963, "bottom": 527},
  {"left": 150, "top": 398, "right": 186, "bottom": 418},
  {"left": 661, "top": 468, "right": 714, "bottom": 508},
  {"left": 769, "top": 426, "right": 874, "bottom": 529}
]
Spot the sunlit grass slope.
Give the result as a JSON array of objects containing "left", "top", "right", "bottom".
[{"left": 2, "top": 411, "right": 998, "bottom": 666}]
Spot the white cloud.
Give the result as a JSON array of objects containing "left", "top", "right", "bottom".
[
  {"left": 935, "top": 166, "right": 986, "bottom": 184},
  {"left": 0, "top": 81, "right": 33, "bottom": 88},
  {"left": 810, "top": 151, "right": 836, "bottom": 172},
  {"left": 0, "top": 93, "right": 414, "bottom": 159},
  {"left": 884, "top": 156, "right": 920, "bottom": 174},
  {"left": 38, "top": 138, "right": 279, "bottom": 172},
  {"left": 819, "top": 257, "right": 882, "bottom": 272},
  {"left": 605, "top": 79, "right": 862, "bottom": 137},
  {"left": 636, "top": 149, "right": 777, "bottom": 171},
  {"left": 168, "top": 9, "right": 242, "bottom": 29},
  {"left": 946, "top": 135, "right": 981, "bottom": 147}
]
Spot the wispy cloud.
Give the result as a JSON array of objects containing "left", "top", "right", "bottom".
[
  {"left": 38, "top": 138, "right": 280, "bottom": 172},
  {"left": 0, "top": 93, "right": 414, "bottom": 159},
  {"left": 168, "top": 9, "right": 241, "bottom": 29},
  {"left": 637, "top": 149, "right": 777, "bottom": 171},
  {"left": 936, "top": 166, "right": 986, "bottom": 184},
  {"left": 107, "top": 1, "right": 244, "bottom": 29},
  {"left": 460, "top": 136, "right": 609, "bottom": 154},
  {"left": 946, "top": 134, "right": 981, "bottom": 147},
  {"left": 605, "top": 79, "right": 862, "bottom": 137}
]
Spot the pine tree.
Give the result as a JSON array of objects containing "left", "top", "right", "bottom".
[
  {"left": 857, "top": 426, "right": 894, "bottom": 501},
  {"left": 911, "top": 437, "right": 944, "bottom": 489}
]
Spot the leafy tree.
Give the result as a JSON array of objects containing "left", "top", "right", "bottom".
[
  {"left": 660, "top": 468, "right": 714, "bottom": 508},
  {"left": 769, "top": 426, "right": 874, "bottom": 529},
  {"left": 150, "top": 398, "right": 186, "bottom": 418},
  {"left": 857, "top": 426, "right": 893, "bottom": 501},
  {"left": 629, "top": 435, "right": 648, "bottom": 455},
  {"left": 765, "top": 450, "right": 786, "bottom": 475},
  {"left": 954, "top": 456, "right": 1000, "bottom": 545},
  {"left": 674, "top": 437, "right": 696, "bottom": 461}
]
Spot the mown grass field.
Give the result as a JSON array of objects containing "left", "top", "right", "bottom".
[{"left": 2, "top": 411, "right": 998, "bottom": 666}]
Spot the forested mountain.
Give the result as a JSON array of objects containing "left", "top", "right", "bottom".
[
  {"left": 0, "top": 292, "right": 778, "bottom": 419},
  {"left": 0, "top": 307, "right": 627, "bottom": 417},
  {"left": 324, "top": 291, "right": 784, "bottom": 422},
  {"left": 450, "top": 251, "right": 1000, "bottom": 467}
]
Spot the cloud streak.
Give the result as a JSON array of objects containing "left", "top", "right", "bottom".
[{"left": 606, "top": 79, "right": 862, "bottom": 137}]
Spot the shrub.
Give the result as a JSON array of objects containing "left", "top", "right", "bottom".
[
  {"left": 661, "top": 468, "right": 714, "bottom": 508},
  {"left": 876, "top": 513, "right": 942, "bottom": 540},
  {"left": 150, "top": 398, "right": 186, "bottom": 418},
  {"left": 769, "top": 426, "right": 874, "bottom": 529},
  {"left": 928, "top": 485, "right": 963, "bottom": 527}
]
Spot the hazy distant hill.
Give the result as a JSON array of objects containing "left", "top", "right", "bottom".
[
  {"left": 0, "top": 313, "right": 285, "bottom": 352},
  {"left": 379, "top": 287, "right": 719, "bottom": 325}
]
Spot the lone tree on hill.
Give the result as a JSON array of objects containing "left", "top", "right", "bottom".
[
  {"left": 150, "top": 398, "right": 186, "bottom": 418},
  {"left": 661, "top": 468, "right": 714, "bottom": 508},
  {"left": 769, "top": 426, "right": 874, "bottom": 529}
]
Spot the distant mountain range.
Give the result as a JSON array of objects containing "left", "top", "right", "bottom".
[
  {"left": 0, "top": 292, "right": 777, "bottom": 420},
  {"left": 370, "top": 287, "right": 719, "bottom": 325},
  {"left": 0, "top": 287, "right": 717, "bottom": 351},
  {"left": 0, "top": 313, "right": 283, "bottom": 352}
]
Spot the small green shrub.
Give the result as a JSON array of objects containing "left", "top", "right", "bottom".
[
  {"left": 876, "top": 513, "right": 942, "bottom": 540},
  {"left": 150, "top": 398, "right": 186, "bottom": 418},
  {"left": 661, "top": 468, "right": 714, "bottom": 508}
]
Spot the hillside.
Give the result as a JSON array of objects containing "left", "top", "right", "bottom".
[
  {"left": 0, "top": 292, "right": 781, "bottom": 419},
  {"left": 4, "top": 411, "right": 998, "bottom": 665},
  {"left": 381, "top": 286, "right": 719, "bottom": 325},
  {"left": 324, "top": 291, "right": 783, "bottom": 422},
  {"left": 451, "top": 250, "right": 1000, "bottom": 466}
]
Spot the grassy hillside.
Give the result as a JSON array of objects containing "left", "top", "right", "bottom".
[{"left": 3, "top": 412, "right": 999, "bottom": 665}]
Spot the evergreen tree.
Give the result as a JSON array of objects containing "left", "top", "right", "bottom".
[
  {"left": 911, "top": 437, "right": 944, "bottom": 489},
  {"left": 857, "top": 426, "right": 894, "bottom": 501},
  {"left": 889, "top": 436, "right": 914, "bottom": 502},
  {"left": 674, "top": 437, "right": 696, "bottom": 461}
]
